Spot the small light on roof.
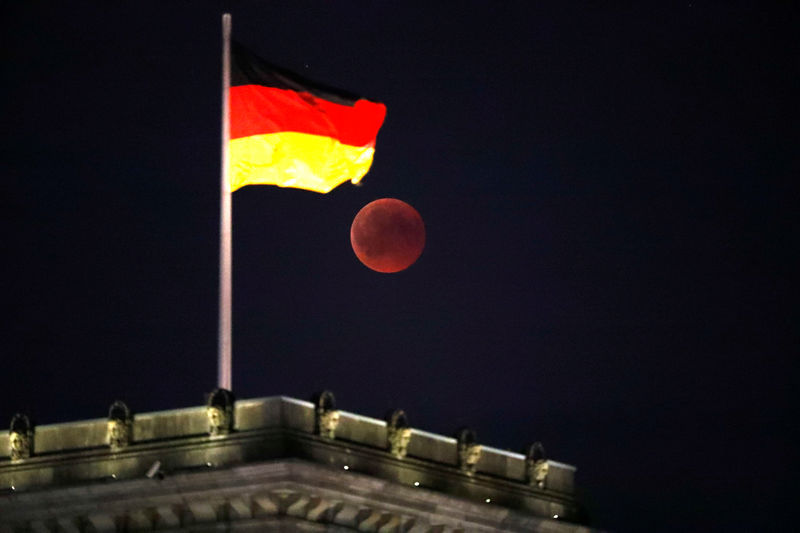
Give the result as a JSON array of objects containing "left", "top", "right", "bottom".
[
  {"left": 413, "top": 481, "right": 420, "bottom": 487},
  {"left": 343, "top": 465, "right": 350, "bottom": 470},
  {"left": 485, "top": 498, "right": 491, "bottom": 503},
  {"left": 553, "top": 514, "right": 559, "bottom": 519}
]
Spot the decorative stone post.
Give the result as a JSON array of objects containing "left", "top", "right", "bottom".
[
  {"left": 107, "top": 400, "right": 133, "bottom": 451},
  {"left": 386, "top": 409, "right": 412, "bottom": 459},
  {"left": 525, "top": 441, "right": 549, "bottom": 488},
  {"left": 314, "top": 390, "right": 339, "bottom": 440},
  {"left": 9, "top": 413, "right": 33, "bottom": 462},
  {"left": 456, "top": 427, "right": 481, "bottom": 476},
  {"left": 206, "top": 388, "right": 235, "bottom": 436}
]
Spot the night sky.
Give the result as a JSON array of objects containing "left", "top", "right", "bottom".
[{"left": 2, "top": 2, "right": 794, "bottom": 531}]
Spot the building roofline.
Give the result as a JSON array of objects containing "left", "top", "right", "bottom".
[{"left": 1, "top": 393, "right": 582, "bottom": 523}]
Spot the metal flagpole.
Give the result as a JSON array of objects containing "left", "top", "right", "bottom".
[{"left": 218, "top": 13, "right": 233, "bottom": 391}]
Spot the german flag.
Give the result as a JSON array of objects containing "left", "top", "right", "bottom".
[{"left": 229, "top": 42, "right": 387, "bottom": 193}]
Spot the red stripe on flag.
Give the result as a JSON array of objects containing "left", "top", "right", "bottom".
[{"left": 230, "top": 85, "right": 386, "bottom": 147}]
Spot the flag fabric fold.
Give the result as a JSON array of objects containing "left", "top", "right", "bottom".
[{"left": 229, "top": 42, "right": 386, "bottom": 193}]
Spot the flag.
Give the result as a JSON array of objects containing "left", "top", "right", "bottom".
[{"left": 229, "top": 42, "right": 387, "bottom": 193}]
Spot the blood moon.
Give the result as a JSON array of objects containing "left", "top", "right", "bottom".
[{"left": 350, "top": 198, "right": 425, "bottom": 273}]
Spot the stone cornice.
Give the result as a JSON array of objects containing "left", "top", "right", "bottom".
[
  {"left": 1, "top": 460, "right": 596, "bottom": 532},
  {"left": 1, "top": 395, "right": 589, "bottom": 530}
]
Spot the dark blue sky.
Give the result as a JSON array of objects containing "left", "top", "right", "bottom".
[{"left": 2, "top": 2, "right": 794, "bottom": 531}]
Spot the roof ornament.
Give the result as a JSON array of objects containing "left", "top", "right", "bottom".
[
  {"left": 313, "top": 390, "right": 339, "bottom": 440},
  {"left": 386, "top": 409, "right": 412, "bottom": 459},
  {"left": 206, "top": 388, "right": 235, "bottom": 436},
  {"left": 525, "top": 441, "right": 549, "bottom": 488},
  {"left": 107, "top": 400, "right": 133, "bottom": 451},
  {"left": 456, "top": 427, "right": 481, "bottom": 476},
  {"left": 9, "top": 413, "right": 33, "bottom": 462}
]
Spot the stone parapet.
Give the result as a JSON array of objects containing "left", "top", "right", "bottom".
[{"left": 1, "top": 395, "right": 586, "bottom": 530}]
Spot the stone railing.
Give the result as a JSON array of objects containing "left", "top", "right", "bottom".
[{"left": 1, "top": 394, "right": 576, "bottom": 497}]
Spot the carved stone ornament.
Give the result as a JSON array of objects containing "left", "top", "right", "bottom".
[
  {"left": 525, "top": 441, "right": 549, "bottom": 488},
  {"left": 206, "top": 388, "right": 235, "bottom": 436},
  {"left": 107, "top": 400, "right": 133, "bottom": 451},
  {"left": 314, "top": 390, "right": 340, "bottom": 440},
  {"left": 9, "top": 413, "right": 33, "bottom": 462},
  {"left": 456, "top": 428, "right": 481, "bottom": 476},
  {"left": 386, "top": 409, "right": 413, "bottom": 459}
]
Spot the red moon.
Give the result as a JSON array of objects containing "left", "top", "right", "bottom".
[{"left": 350, "top": 198, "right": 425, "bottom": 273}]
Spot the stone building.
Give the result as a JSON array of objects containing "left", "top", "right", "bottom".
[{"left": 0, "top": 392, "right": 598, "bottom": 532}]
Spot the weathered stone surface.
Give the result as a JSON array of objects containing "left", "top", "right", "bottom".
[{"left": 86, "top": 513, "right": 116, "bottom": 533}]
